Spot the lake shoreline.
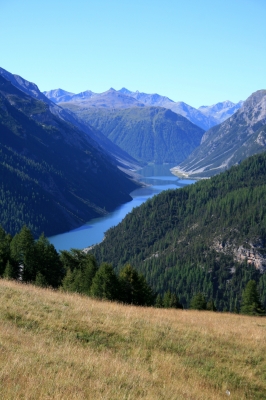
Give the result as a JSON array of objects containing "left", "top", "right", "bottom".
[{"left": 49, "top": 164, "right": 195, "bottom": 251}]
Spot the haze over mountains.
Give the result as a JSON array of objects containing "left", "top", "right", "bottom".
[
  {"left": 174, "top": 89, "right": 266, "bottom": 178},
  {"left": 44, "top": 87, "right": 243, "bottom": 131}
]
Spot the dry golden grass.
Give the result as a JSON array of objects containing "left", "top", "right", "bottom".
[{"left": 0, "top": 279, "right": 266, "bottom": 399}]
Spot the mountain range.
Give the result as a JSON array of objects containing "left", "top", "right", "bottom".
[
  {"left": 173, "top": 90, "right": 266, "bottom": 178},
  {"left": 44, "top": 87, "right": 243, "bottom": 131},
  {"left": 1, "top": 65, "right": 266, "bottom": 240},
  {"left": 0, "top": 68, "right": 140, "bottom": 172},
  {"left": 0, "top": 70, "right": 139, "bottom": 237}
]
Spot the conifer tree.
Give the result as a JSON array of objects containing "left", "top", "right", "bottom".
[
  {"left": 90, "top": 263, "right": 119, "bottom": 301},
  {"left": 3, "top": 261, "right": 14, "bottom": 280},
  {"left": 10, "top": 226, "right": 36, "bottom": 282},
  {"left": 60, "top": 249, "right": 98, "bottom": 294},
  {"left": 190, "top": 293, "right": 207, "bottom": 310},
  {"left": 35, "top": 234, "right": 63, "bottom": 287},
  {"left": 240, "top": 280, "right": 265, "bottom": 316},
  {"left": 0, "top": 227, "right": 12, "bottom": 276},
  {"left": 61, "top": 268, "right": 75, "bottom": 292},
  {"left": 206, "top": 299, "right": 217, "bottom": 311},
  {"left": 35, "top": 272, "right": 48, "bottom": 287},
  {"left": 155, "top": 294, "right": 163, "bottom": 308},
  {"left": 163, "top": 291, "right": 183, "bottom": 309}
]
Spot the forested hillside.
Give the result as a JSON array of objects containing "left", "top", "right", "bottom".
[
  {"left": 91, "top": 152, "right": 266, "bottom": 311},
  {"left": 59, "top": 105, "right": 204, "bottom": 164},
  {"left": 0, "top": 75, "right": 138, "bottom": 237}
]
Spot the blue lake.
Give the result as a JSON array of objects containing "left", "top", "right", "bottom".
[{"left": 49, "top": 164, "right": 195, "bottom": 251}]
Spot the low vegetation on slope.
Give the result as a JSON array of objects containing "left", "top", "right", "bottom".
[
  {"left": 92, "top": 152, "right": 266, "bottom": 311},
  {"left": 0, "top": 279, "right": 266, "bottom": 399}
]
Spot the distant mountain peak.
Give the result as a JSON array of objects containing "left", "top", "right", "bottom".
[
  {"left": 42, "top": 82, "right": 244, "bottom": 130},
  {"left": 118, "top": 87, "right": 133, "bottom": 95}
]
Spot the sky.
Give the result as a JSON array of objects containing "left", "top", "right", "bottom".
[{"left": 1, "top": 0, "right": 265, "bottom": 108}]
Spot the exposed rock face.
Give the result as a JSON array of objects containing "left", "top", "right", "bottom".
[
  {"left": 213, "top": 239, "right": 266, "bottom": 272},
  {"left": 175, "top": 90, "right": 266, "bottom": 178}
]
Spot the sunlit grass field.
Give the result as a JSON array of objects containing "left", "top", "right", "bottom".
[{"left": 0, "top": 279, "right": 266, "bottom": 399}]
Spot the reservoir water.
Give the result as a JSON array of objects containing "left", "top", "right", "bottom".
[{"left": 49, "top": 164, "right": 195, "bottom": 251}]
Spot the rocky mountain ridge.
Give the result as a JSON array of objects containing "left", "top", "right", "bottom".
[
  {"left": 44, "top": 86, "right": 243, "bottom": 131},
  {"left": 173, "top": 89, "right": 266, "bottom": 178}
]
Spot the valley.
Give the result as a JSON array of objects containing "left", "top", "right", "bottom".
[
  {"left": 2, "top": 2, "right": 266, "bottom": 398},
  {"left": 1, "top": 66, "right": 266, "bottom": 314},
  {"left": 49, "top": 164, "right": 195, "bottom": 251}
]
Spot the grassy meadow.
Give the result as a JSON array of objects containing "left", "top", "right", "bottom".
[{"left": 0, "top": 279, "right": 266, "bottom": 399}]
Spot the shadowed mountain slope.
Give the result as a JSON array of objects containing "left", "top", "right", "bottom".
[
  {"left": 0, "top": 67, "right": 141, "bottom": 171},
  {"left": 0, "top": 75, "right": 138, "bottom": 237}
]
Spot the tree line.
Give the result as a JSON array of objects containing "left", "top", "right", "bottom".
[
  {"left": 0, "top": 225, "right": 263, "bottom": 315},
  {"left": 91, "top": 152, "right": 266, "bottom": 312}
]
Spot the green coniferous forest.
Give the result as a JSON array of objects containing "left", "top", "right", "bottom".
[
  {"left": 0, "top": 225, "right": 155, "bottom": 307},
  {"left": 91, "top": 152, "right": 266, "bottom": 311}
]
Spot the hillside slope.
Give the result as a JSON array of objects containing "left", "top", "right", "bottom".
[
  {"left": 0, "top": 67, "right": 140, "bottom": 171},
  {"left": 92, "top": 152, "right": 266, "bottom": 310},
  {"left": 0, "top": 279, "right": 265, "bottom": 399},
  {"left": 59, "top": 105, "right": 205, "bottom": 164},
  {"left": 0, "top": 75, "right": 138, "bottom": 237},
  {"left": 174, "top": 90, "right": 266, "bottom": 178}
]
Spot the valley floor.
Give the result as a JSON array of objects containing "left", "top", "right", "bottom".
[{"left": 0, "top": 279, "right": 265, "bottom": 399}]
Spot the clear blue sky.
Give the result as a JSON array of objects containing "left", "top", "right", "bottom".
[{"left": 1, "top": 0, "right": 265, "bottom": 107}]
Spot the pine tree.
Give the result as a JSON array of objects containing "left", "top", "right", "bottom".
[
  {"left": 90, "top": 263, "right": 119, "bottom": 301},
  {"left": 35, "top": 234, "right": 63, "bottom": 287},
  {"left": 190, "top": 293, "right": 207, "bottom": 310},
  {"left": 240, "top": 280, "right": 265, "bottom": 316},
  {"left": 35, "top": 272, "right": 48, "bottom": 287},
  {"left": 206, "top": 299, "right": 217, "bottom": 311},
  {"left": 119, "top": 264, "right": 154, "bottom": 305},
  {"left": 61, "top": 268, "right": 75, "bottom": 292},
  {"left": 0, "top": 227, "right": 12, "bottom": 276},
  {"left": 10, "top": 226, "right": 36, "bottom": 282},
  {"left": 155, "top": 294, "right": 163, "bottom": 308},
  {"left": 3, "top": 261, "right": 14, "bottom": 280},
  {"left": 163, "top": 291, "right": 183, "bottom": 309},
  {"left": 60, "top": 249, "right": 98, "bottom": 294}
]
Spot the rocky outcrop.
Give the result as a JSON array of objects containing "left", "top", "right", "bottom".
[{"left": 213, "top": 239, "right": 266, "bottom": 272}]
